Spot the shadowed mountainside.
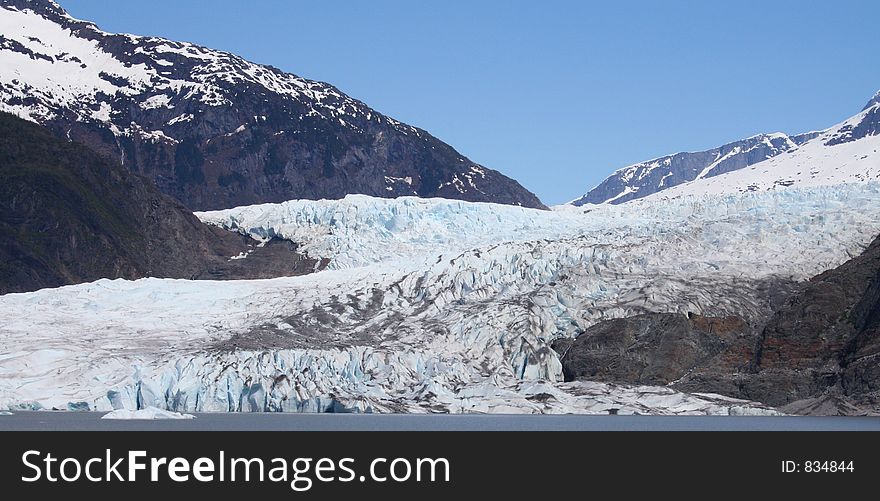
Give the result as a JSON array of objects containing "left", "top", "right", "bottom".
[{"left": 0, "top": 112, "right": 318, "bottom": 294}]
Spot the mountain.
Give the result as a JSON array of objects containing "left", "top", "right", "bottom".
[
  {"left": 0, "top": 0, "right": 545, "bottom": 210},
  {"left": 643, "top": 94, "right": 880, "bottom": 200},
  {"left": 0, "top": 111, "right": 318, "bottom": 294},
  {"left": 864, "top": 90, "right": 880, "bottom": 111},
  {"left": 572, "top": 90, "right": 880, "bottom": 205},
  {"left": 571, "top": 132, "right": 819, "bottom": 205}
]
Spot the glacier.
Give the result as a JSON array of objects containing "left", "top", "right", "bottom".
[
  {"left": 3, "top": 184, "right": 880, "bottom": 415},
  {"left": 101, "top": 407, "right": 195, "bottom": 420}
]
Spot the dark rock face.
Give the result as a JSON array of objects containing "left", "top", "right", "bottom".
[
  {"left": 750, "top": 234, "right": 880, "bottom": 411},
  {"left": 825, "top": 103, "right": 880, "bottom": 146},
  {"left": 552, "top": 313, "right": 754, "bottom": 386},
  {"left": 555, "top": 234, "right": 880, "bottom": 415},
  {"left": 0, "top": 0, "right": 545, "bottom": 210},
  {"left": 0, "top": 112, "right": 317, "bottom": 295},
  {"left": 571, "top": 132, "right": 818, "bottom": 206}
]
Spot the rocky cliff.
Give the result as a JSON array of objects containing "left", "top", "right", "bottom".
[
  {"left": 555, "top": 234, "right": 880, "bottom": 415},
  {"left": 0, "top": 112, "right": 317, "bottom": 294}
]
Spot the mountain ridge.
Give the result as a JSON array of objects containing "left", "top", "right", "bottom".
[
  {"left": 0, "top": 0, "right": 546, "bottom": 210},
  {"left": 570, "top": 131, "right": 819, "bottom": 205},
  {"left": 639, "top": 97, "right": 880, "bottom": 200},
  {"left": 572, "top": 90, "right": 880, "bottom": 205}
]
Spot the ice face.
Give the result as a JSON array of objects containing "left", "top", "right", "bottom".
[
  {"left": 3, "top": 184, "right": 880, "bottom": 414},
  {"left": 195, "top": 195, "right": 586, "bottom": 270},
  {"left": 101, "top": 407, "right": 195, "bottom": 420}
]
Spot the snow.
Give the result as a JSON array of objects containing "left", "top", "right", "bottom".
[
  {"left": 603, "top": 185, "right": 639, "bottom": 204},
  {"left": 0, "top": 6, "right": 187, "bottom": 123},
  {"left": 3, "top": 184, "right": 880, "bottom": 414},
  {"left": 573, "top": 132, "right": 805, "bottom": 205},
  {"left": 131, "top": 125, "right": 178, "bottom": 144},
  {"left": 0, "top": 3, "right": 420, "bottom": 138},
  {"left": 658, "top": 172, "right": 673, "bottom": 187},
  {"left": 102, "top": 407, "right": 195, "bottom": 420},
  {"left": 647, "top": 106, "right": 880, "bottom": 200},
  {"left": 224, "top": 124, "right": 247, "bottom": 136},
  {"left": 384, "top": 175, "right": 412, "bottom": 185},
  {"left": 167, "top": 113, "right": 193, "bottom": 125},
  {"left": 695, "top": 146, "right": 742, "bottom": 180},
  {"left": 229, "top": 250, "right": 251, "bottom": 261},
  {"left": 864, "top": 89, "right": 880, "bottom": 110},
  {"left": 140, "top": 94, "right": 172, "bottom": 110}
]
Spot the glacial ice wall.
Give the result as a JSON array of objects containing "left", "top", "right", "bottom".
[
  {"left": 196, "top": 195, "right": 586, "bottom": 269},
  {"left": 197, "top": 186, "right": 880, "bottom": 273},
  {"left": 3, "top": 184, "right": 880, "bottom": 414}
]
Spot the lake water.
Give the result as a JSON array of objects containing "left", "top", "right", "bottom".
[{"left": 1, "top": 411, "right": 878, "bottom": 431}]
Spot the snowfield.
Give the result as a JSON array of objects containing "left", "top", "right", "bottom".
[
  {"left": 0, "top": 2, "right": 419, "bottom": 138},
  {"left": 3, "top": 184, "right": 880, "bottom": 415},
  {"left": 645, "top": 117, "right": 880, "bottom": 200},
  {"left": 582, "top": 91, "right": 880, "bottom": 205}
]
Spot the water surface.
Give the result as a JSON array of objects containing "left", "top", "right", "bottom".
[{"left": 1, "top": 412, "right": 878, "bottom": 431}]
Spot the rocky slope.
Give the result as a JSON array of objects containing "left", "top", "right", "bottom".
[
  {"left": 573, "top": 90, "right": 880, "bottom": 205},
  {"left": 752, "top": 232, "right": 880, "bottom": 413},
  {"left": 571, "top": 132, "right": 818, "bottom": 205},
  {"left": 0, "top": 0, "right": 544, "bottom": 210},
  {"left": 555, "top": 233, "right": 880, "bottom": 415},
  {"left": 0, "top": 112, "right": 316, "bottom": 294},
  {"left": 552, "top": 313, "right": 768, "bottom": 386}
]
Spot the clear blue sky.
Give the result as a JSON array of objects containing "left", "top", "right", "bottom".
[{"left": 62, "top": 0, "right": 880, "bottom": 204}]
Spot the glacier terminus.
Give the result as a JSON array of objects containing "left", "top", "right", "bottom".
[{"left": 2, "top": 184, "right": 880, "bottom": 415}]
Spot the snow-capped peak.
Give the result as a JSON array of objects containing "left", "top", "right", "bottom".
[
  {"left": 5, "top": 0, "right": 67, "bottom": 19},
  {"left": 0, "top": 0, "right": 546, "bottom": 210},
  {"left": 574, "top": 90, "right": 880, "bottom": 206},
  {"left": 641, "top": 100, "right": 880, "bottom": 200},
  {"left": 0, "top": 0, "right": 385, "bottom": 133},
  {"left": 570, "top": 132, "right": 814, "bottom": 206}
]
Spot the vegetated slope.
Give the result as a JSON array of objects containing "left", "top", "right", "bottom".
[
  {"left": 0, "top": 112, "right": 316, "bottom": 294},
  {"left": 0, "top": 0, "right": 545, "bottom": 210}
]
